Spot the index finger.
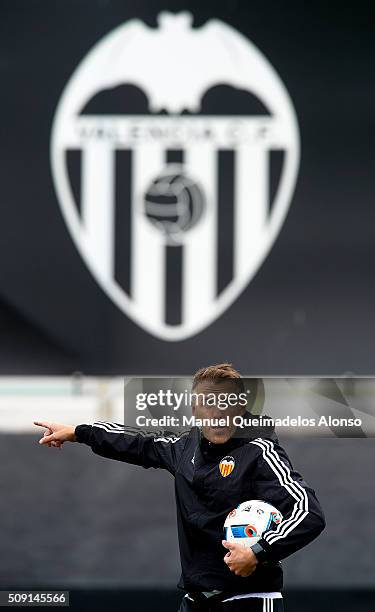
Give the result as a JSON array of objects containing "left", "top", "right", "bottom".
[{"left": 34, "top": 421, "right": 51, "bottom": 430}]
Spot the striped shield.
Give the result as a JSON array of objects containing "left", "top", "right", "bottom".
[
  {"left": 51, "top": 13, "right": 299, "bottom": 341},
  {"left": 219, "top": 456, "right": 235, "bottom": 478}
]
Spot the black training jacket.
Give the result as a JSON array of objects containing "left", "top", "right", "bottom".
[{"left": 75, "top": 418, "right": 325, "bottom": 594}]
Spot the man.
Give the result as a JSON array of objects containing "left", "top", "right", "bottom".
[{"left": 35, "top": 364, "right": 325, "bottom": 611}]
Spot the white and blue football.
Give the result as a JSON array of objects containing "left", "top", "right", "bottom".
[{"left": 224, "top": 499, "right": 283, "bottom": 547}]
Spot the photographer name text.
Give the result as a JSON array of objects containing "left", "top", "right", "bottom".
[{"left": 135, "top": 415, "right": 362, "bottom": 428}]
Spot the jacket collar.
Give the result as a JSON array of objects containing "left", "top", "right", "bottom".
[{"left": 197, "top": 411, "right": 277, "bottom": 459}]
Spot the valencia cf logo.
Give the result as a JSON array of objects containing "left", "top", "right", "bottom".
[
  {"left": 219, "top": 456, "right": 235, "bottom": 477},
  {"left": 51, "top": 12, "right": 299, "bottom": 341}
]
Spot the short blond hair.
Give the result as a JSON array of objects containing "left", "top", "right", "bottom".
[{"left": 192, "top": 363, "right": 243, "bottom": 391}]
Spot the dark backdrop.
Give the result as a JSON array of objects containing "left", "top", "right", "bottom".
[{"left": 1, "top": 0, "right": 374, "bottom": 375}]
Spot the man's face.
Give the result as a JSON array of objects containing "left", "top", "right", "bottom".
[{"left": 191, "top": 380, "right": 246, "bottom": 444}]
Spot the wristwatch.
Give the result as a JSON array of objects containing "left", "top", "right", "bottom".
[{"left": 250, "top": 541, "right": 270, "bottom": 564}]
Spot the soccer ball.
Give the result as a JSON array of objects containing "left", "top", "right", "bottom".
[
  {"left": 224, "top": 500, "right": 283, "bottom": 548},
  {"left": 144, "top": 164, "right": 204, "bottom": 243}
]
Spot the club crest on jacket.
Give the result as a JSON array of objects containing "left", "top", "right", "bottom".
[{"left": 219, "top": 455, "right": 235, "bottom": 477}]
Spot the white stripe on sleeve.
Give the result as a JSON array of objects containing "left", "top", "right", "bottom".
[{"left": 250, "top": 438, "right": 309, "bottom": 545}]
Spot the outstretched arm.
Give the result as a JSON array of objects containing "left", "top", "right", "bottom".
[{"left": 34, "top": 421, "right": 188, "bottom": 474}]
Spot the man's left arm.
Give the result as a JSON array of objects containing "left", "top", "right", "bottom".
[{"left": 248, "top": 437, "right": 326, "bottom": 563}]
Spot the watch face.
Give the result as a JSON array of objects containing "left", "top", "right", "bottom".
[
  {"left": 251, "top": 542, "right": 267, "bottom": 562},
  {"left": 252, "top": 543, "right": 262, "bottom": 553}
]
